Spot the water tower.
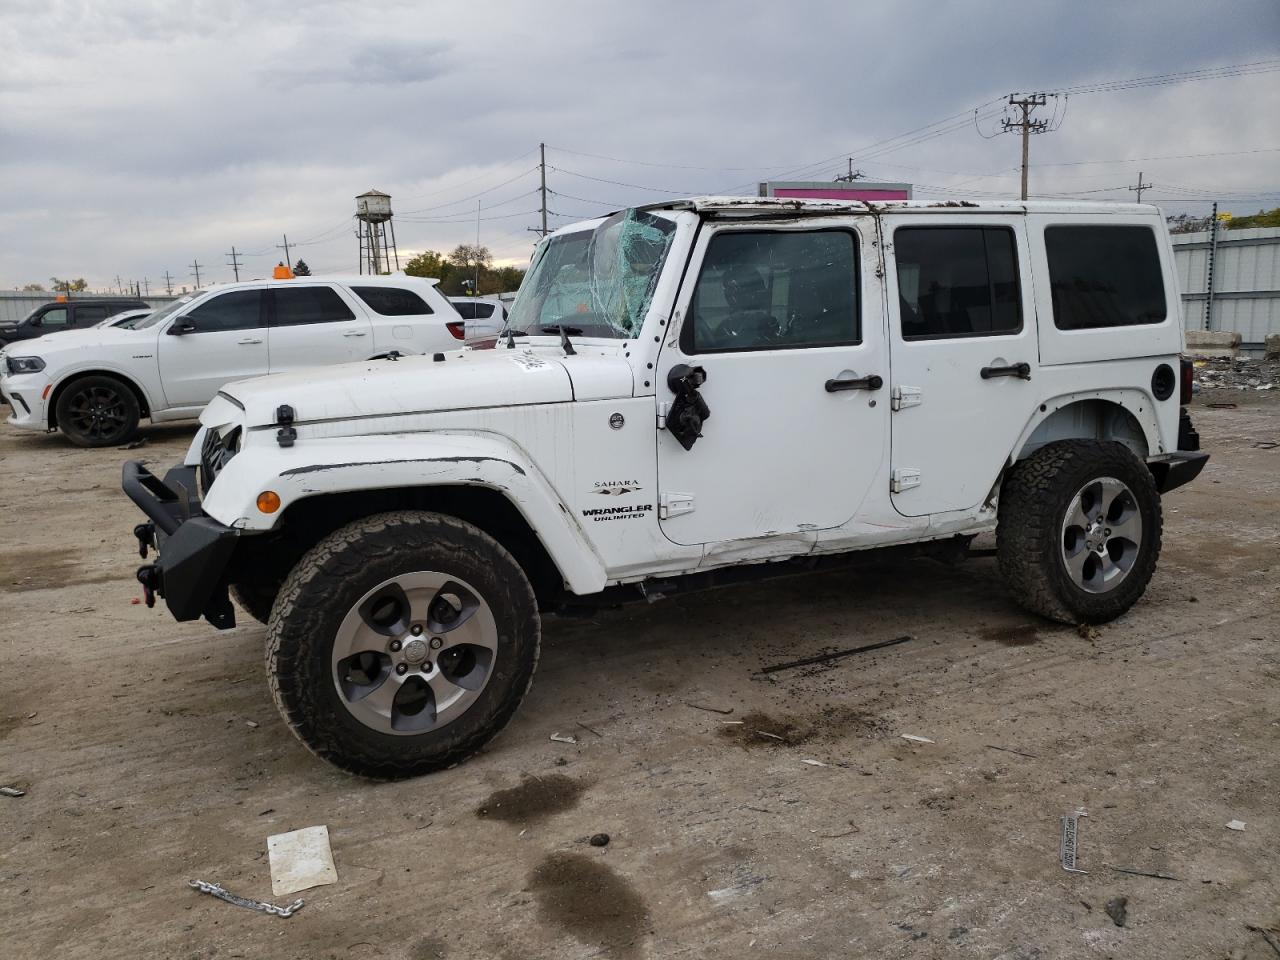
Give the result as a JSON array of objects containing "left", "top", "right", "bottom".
[{"left": 356, "top": 189, "right": 400, "bottom": 275}]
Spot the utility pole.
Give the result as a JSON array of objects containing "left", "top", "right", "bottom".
[
  {"left": 142, "top": 278, "right": 150, "bottom": 297},
  {"left": 475, "top": 199, "right": 482, "bottom": 294},
  {"left": 190, "top": 259, "right": 204, "bottom": 289},
  {"left": 114, "top": 274, "right": 123, "bottom": 294},
  {"left": 1204, "top": 201, "right": 1219, "bottom": 331},
  {"left": 1128, "top": 171, "right": 1152, "bottom": 204},
  {"left": 163, "top": 270, "right": 174, "bottom": 295},
  {"left": 1002, "top": 93, "right": 1050, "bottom": 200},
  {"left": 834, "top": 159, "right": 865, "bottom": 183},
  {"left": 226, "top": 245, "right": 242, "bottom": 282},
  {"left": 277, "top": 234, "right": 292, "bottom": 268}
]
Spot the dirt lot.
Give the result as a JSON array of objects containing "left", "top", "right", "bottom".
[{"left": 1, "top": 398, "right": 1277, "bottom": 960}]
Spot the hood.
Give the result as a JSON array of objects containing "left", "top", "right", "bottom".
[
  {"left": 2, "top": 325, "right": 151, "bottom": 355},
  {"left": 212, "top": 346, "right": 636, "bottom": 429}
]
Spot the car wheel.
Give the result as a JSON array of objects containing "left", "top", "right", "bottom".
[
  {"left": 997, "top": 440, "right": 1162, "bottom": 624},
  {"left": 230, "top": 582, "right": 278, "bottom": 626},
  {"left": 265, "top": 511, "right": 540, "bottom": 779},
  {"left": 55, "top": 375, "right": 140, "bottom": 447}
]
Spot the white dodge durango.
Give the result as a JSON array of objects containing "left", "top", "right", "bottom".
[{"left": 0, "top": 275, "right": 465, "bottom": 446}]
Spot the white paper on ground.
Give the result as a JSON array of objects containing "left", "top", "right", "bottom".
[{"left": 268, "top": 825, "right": 337, "bottom": 897}]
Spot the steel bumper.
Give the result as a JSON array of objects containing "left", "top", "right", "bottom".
[
  {"left": 1146, "top": 451, "right": 1209, "bottom": 494},
  {"left": 123, "top": 460, "right": 238, "bottom": 629}
]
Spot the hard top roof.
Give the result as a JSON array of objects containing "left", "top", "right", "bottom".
[{"left": 640, "top": 196, "right": 1158, "bottom": 217}]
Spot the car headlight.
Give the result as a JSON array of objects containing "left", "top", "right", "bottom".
[{"left": 5, "top": 356, "right": 45, "bottom": 375}]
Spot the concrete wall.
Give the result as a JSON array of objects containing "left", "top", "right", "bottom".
[
  {"left": 0, "top": 291, "right": 180, "bottom": 325},
  {"left": 1172, "top": 226, "right": 1280, "bottom": 352}
]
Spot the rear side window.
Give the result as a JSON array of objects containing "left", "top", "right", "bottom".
[
  {"left": 352, "top": 286, "right": 433, "bottom": 316},
  {"left": 894, "top": 227, "right": 1022, "bottom": 339},
  {"left": 451, "top": 301, "right": 477, "bottom": 320},
  {"left": 187, "top": 290, "right": 264, "bottom": 332},
  {"left": 273, "top": 286, "right": 356, "bottom": 326},
  {"left": 685, "top": 230, "right": 860, "bottom": 353},
  {"left": 1045, "top": 226, "right": 1167, "bottom": 330},
  {"left": 474, "top": 303, "right": 495, "bottom": 318},
  {"left": 74, "top": 306, "right": 110, "bottom": 325}
]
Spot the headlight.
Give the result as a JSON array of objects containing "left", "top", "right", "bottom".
[{"left": 5, "top": 356, "right": 45, "bottom": 375}]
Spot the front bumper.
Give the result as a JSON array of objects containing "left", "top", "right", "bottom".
[
  {"left": 123, "top": 459, "right": 239, "bottom": 629},
  {"left": 0, "top": 372, "right": 51, "bottom": 430}
]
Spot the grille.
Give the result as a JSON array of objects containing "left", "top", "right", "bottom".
[{"left": 199, "top": 426, "right": 241, "bottom": 495}]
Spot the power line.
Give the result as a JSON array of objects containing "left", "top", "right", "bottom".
[
  {"left": 398, "top": 167, "right": 537, "bottom": 216},
  {"left": 1048, "top": 58, "right": 1280, "bottom": 96}
]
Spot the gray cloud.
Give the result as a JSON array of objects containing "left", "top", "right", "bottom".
[{"left": 0, "top": 0, "right": 1277, "bottom": 289}]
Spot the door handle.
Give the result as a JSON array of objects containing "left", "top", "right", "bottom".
[
  {"left": 980, "top": 362, "right": 1031, "bottom": 380},
  {"left": 825, "top": 374, "right": 883, "bottom": 392},
  {"left": 343, "top": 331, "right": 368, "bottom": 337},
  {"left": 237, "top": 338, "right": 263, "bottom": 345}
]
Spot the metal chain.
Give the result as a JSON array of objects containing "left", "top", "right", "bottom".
[{"left": 188, "top": 879, "right": 305, "bottom": 918}]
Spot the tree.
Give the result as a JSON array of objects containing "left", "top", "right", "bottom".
[
  {"left": 448, "top": 244, "right": 492, "bottom": 273},
  {"left": 293, "top": 259, "right": 311, "bottom": 276},
  {"left": 21, "top": 282, "right": 45, "bottom": 291},
  {"left": 1226, "top": 207, "right": 1280, "bottom": 230},
  {"left": 49, "top": 277, "right": 88, "bottom": 292},
  {"left": 404, "top": 250, "right": 448, "bottom": 279}
]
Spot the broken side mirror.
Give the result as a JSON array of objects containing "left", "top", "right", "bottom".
[{"left": 666, "top": 363, "right": 710, "bottom": 451}]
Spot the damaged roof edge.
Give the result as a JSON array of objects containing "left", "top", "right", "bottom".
[{"left": 632, "top": 196, "right": 1157, "bottom": 217}]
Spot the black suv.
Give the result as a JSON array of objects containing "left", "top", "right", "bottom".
[{"left": 0, "top": 298, "right": 150, "bottom": 346}]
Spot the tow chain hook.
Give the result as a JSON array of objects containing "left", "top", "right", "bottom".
[
  {"left": 136, "top": 565, "right": 160, "bottom": 608},
  {"left": 133, "top": 522, "right": 154, "bottom": 559}
]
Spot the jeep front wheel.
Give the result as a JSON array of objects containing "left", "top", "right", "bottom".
[
  {"left": 997, "top": 440, "right": 1162, "bottom": 624},
  {"left": 265, "top": 511, "right": 540, "bottom": 779}
]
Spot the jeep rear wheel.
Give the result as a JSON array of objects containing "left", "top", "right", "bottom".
[
  {"left": 56, "top": 375, "right": 140, "bottom": 447},
  {"left": 265, "top": 511, "right": 540, "bottom": 779},
  {"left": 997, "top": 440, "right": 1162, "bottom": 624}
]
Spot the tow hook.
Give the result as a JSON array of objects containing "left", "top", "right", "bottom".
[
  {"left": 134, "top": 521, "right": 155, "bottom": 559},
  {"left": 136, "top": 564, "right": 161, "bottom": 608}
]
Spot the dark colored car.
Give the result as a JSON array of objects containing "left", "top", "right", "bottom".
[{"left": 0, "top": 298, "right": 150, "bottom": 346}]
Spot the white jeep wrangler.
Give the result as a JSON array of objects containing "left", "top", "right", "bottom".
[{"left": 124, "top": 197, "right": 1207, "bottom": 779}]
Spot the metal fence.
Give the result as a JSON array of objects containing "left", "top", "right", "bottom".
[
  {"left": 0, "top": 291, "right": 180, "bottom": 325},
  {"left": 1171, "top": 226, "right": 1280, "bottom": 351}
]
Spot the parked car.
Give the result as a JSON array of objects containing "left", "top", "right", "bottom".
[
  {"left": 124, "top": 198, "right": 1206, "bottom": 779},
  {"left": 448, "top": 296, "right": 508, "bottom": 341},
  {"left": 98, "top": 308, "right": 153, "bottom": 330},
  {"left": 1, "top": 275, "right": 462, "bottom": 447},
  {"left": 0, "top": 298, "right": 150, "bottom": 346}
]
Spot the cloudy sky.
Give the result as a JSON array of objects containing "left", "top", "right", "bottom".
[{"left": 1, "top": 0, "right": 1277, "bottom": 293}]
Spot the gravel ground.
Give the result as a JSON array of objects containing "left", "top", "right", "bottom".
[{"left": 1, "top": 396, "right": 1277, "bottom": 960}]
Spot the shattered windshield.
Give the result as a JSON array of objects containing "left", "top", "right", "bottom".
[{"left": 504, "top": 208, "right": 677, "bottom": 340}]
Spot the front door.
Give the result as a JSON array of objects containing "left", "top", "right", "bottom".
[
  {"left": 655, "top": 220, "right": 888, "bottom": 546},
  {"left": 159, "top": 288, "right": 268, "bottom": 407},
  {"left": 884, "top": 216, "right": 1040, "bottom": 517}
]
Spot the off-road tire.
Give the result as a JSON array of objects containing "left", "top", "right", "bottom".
[
  {"left": 55, "top": 374, "right": 140, "bottom": 447},
  {"left": 997, "top": 440, "right": 1162, "bottom": 624},
  {"left": 265, "top": 510, "right": 540, "bottom": 779},
  {"left": 230, "top": 582, "right": 278, "bottom": 626}
]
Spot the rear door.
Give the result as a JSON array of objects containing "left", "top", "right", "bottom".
[
  {"left": 266, "top": 284, "right": 373, "bottom": 373},
  {"left": 885, "top": 216, "right": 1040, "bottom": 517},
  {"left": 159, "top": 288, "right": 268, "bottom": 407},
  {"left": 70, "top": 305, "right": 111, "bottom": 328},
  {"left": 655, "top": 219, "right": 888, "bottom": 546}
]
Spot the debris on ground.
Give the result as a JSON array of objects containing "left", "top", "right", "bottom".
[
  {"left": 1059, "top": 810, "right": 1088, "bottom": 874},
  {"left": 575, "top": 721, "right": 603, "bottom": 739},
  {"left": 986, "top": 744, "right": 1039, "bottom": 759},
  {"left": 1, "top": 786, "right": 26, "bottom": 798},
  {"left": 756, "top": 634, "right": 913, "bottom": 675},
  {"left": 1192, "top": 357, "right": 1280, "bottom": 391},
  {"left": 267, "top": 825, "right": 337, "bottom": 897},
  {"left": 900, "top": 734, "right": 934, "bottom": 744},
  {"left": 685, "top": 702, "right": 734, "bottom": 715},
  {"left": 245, "top": 720, "right": 259, "bottom": 728},
  {"left": 549, "top": 733, "right": 578, "bottom": 744},
  {"left": 1110, "top": 866, "right": 1182, "bottom": 881},
  {"left": 1076, "top": 623, "right": 1101, "bottom": 641},
  {"left": 1105, "top": 896, "right": 1128, "bottom": 927},
  {"left": 188, "top": 878, "right": 304, "bottom": 918},
  {"left": 589, "top": 833, "right": 610, "bottom": 847},
  {"left": 1226, "top": 819, "right": 1247, "bottom": 831},
  {"left": 800, "top": 758, "right": 829, "bottom": 767},
  {"left": 1245, "top": 924, "right": 1280, "bottom": 957}
]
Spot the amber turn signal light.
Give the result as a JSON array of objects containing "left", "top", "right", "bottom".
[{"left": 256, "top": 491, "right": 281, "bottom": 513}]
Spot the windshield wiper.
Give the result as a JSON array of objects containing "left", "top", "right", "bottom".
[{"left": 541, "top": 324, "right": 579, "bottom": 356}]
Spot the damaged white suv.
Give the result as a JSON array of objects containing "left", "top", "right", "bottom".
[{"left": 125, "top": 198, "right": 1206, "bottom": 778}]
